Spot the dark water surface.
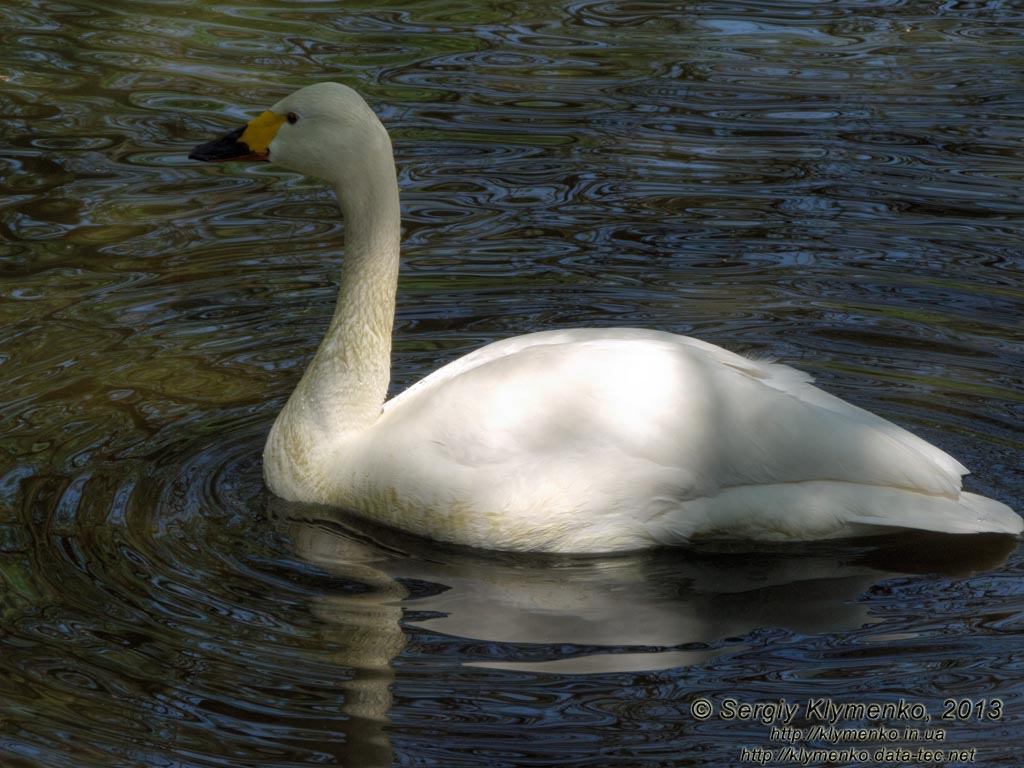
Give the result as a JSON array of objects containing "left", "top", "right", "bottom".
[{"left": 3, "top": 0, "right": 1024, "bottom": 765}]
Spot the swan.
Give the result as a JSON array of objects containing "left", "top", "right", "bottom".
[{"left": 190, "top": 82, "right": 1022, "bottom": 553}]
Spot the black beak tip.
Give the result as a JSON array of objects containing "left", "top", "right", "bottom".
[{"left": 189, "top": 125, "right": 252, "bottom": 163}]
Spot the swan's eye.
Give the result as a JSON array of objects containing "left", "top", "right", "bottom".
[{"left": 286, "top": 112, "right": 299, "bottom": 125}]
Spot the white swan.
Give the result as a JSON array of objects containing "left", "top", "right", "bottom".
[{"left": 190, "top": 82, "right": 1022, "bottom": 553}]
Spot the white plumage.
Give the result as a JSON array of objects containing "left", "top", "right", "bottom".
[{"left": 191, "top": 82, "right": 1022, "bottom": 553}]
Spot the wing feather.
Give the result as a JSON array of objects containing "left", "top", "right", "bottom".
[{"left": 380, "top": 328, "right": 966, "bottom": 499}]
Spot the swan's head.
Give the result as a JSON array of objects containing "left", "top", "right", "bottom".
[{"left": 189, "top": 82, "right": 390, "bottom": 183}]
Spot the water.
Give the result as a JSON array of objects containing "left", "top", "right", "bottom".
[{"left": 2, "top": 0, "right": 1023, "bottom": 765}]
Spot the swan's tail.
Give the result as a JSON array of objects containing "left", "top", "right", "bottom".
[
  {"left": 654, "top": 482, "right": 1023, "bottom": 542},
  {"left": 847, "top": 490, "right": 1024, "bottom": 536}
]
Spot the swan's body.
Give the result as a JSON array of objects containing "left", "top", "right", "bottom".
[{"left": 191, "top": 82, "right": 1022, "bottom": 553}]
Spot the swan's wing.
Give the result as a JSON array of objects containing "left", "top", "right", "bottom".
[
  {"left": 379, "top": 329, "right": 967, "bottom": 499},
  {"left": 674, "top": 335, "right": 970, "bottom": 485}
]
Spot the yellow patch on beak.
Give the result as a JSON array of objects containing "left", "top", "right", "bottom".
[{"left": 239, "top": 111, "right": 287, "bottom": 156}]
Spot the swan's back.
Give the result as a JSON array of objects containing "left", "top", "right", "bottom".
[{"left": 383, "top": 328, "right": 960, "bottom": 490}]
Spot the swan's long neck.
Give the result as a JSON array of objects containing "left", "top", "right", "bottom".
[{"left": 290, "top": 139, "right": 400, "bottom": 433}]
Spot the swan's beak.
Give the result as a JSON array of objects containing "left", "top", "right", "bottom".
[
  {"left": 189, "top": 110, "right": 286, "bottom": 163},
  {"left": 189, "top": 125, "right": 266, "bottom": 162}
]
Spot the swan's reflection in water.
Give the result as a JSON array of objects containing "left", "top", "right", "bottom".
[
  {"left": 283, "top": 516, "right": 408, "bottom": 768},
  {"left": 276, "top": 501, "right": 1016, "bottom": 671},
  {"left": 273, "top": 499, "right": 1015, "bottom": 762}
]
